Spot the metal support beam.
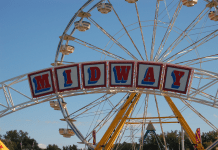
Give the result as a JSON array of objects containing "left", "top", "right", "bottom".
[
  {"left": 104, "top": 94, "right": 141, "bottom": 150},
  {"left": 94, "top": 93, "right": 138, "bottom": 150},
  {"left": 164, "top": 96, "right": 205, "bottom": 150},
  {"left": 128, "top": 116, "right": 177, "bottom": 119},
  {"left": 125, "top": 121, "right": 179, "bottom": 124}
]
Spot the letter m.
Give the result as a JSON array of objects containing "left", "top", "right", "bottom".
[{"left": 33, "top": 74, "right": 51, "bottom": 93}]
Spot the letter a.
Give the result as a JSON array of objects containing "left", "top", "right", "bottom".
[
  {"left": 63, "top": 69, "right": 73, "bottom": 87},
  {"left": 33, "top": 74, "right": 51, "bottom": 93},
  {"left": 113, "top": 66, "right": 131, "bottom": 83},
  {"left": 171, "top": 70, "right": 185, "bottom": 89},
  {"left": 88, "top": 67, "right": 101, "bottom": 84},
  {"left": 141, "top": 67, "right": 155, "bottom": 85}
]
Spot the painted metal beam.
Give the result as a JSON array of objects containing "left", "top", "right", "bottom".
[
  {"left": 104, "top": 94, "right": 141, "bottom": 150},
  {"left": 125, "top": 121, "right": 179, "bottom": 124},
  {"left": 94, "top": 93, "right": 138, "bottom": 150},
  {"left": 164, "top": 96, "right": 205, "bottom": 150},
  {"left": 128, "top": 116, "right": 177, "bottom": 119}
]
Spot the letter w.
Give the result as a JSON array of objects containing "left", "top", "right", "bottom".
[{"left": 113, "top": 66, "right": 131, "bottom": 83}]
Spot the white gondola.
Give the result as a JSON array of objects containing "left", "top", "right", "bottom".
[
  {"left": 208, "top": 11, "right": 218, "bottom": 21},
  {"left": 97, "top": 3, "right": 113, "bottom": 14},
  {"left": 50, "top": 101, "right": 67, "bottom": 110},
  {"left": 59, "top": 128, "right": 75, "bottom": 138},
  {"left": 182, "top": 0, "right": 198, "bottom": 7},
  {"left": 74, "top": 21, "right": 91, "bottom": 32},
  {"left": 60, "top": 45, "right": 74, "bottom": 55},
  {"left": 125, "top": 0, "right": 138, "bottom": 3}
]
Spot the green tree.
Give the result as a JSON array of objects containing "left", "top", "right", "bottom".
[
  {"left": 2, "top": 130, "right": 41, "bottom": 150},
  {"left": 63, "top": 144, "right": 78, "bottom": 150},
  {"left": 0, "top": 139, "right": 16, "bottom": 150},
  {"left": 47, "top": 144, "right": 61, "bottom": 150},
  {"left": 201, "top": 131, "right": 218, "bottom": 150}
]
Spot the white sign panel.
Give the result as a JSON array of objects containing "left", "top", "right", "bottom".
[
  {"left": 28, "top": 69, "right": 55, "bottom": 98},
  {"left": 54, "top": 64, "right": 80, "bottom": 92},
  {"left": 82, "top": 62, "right": 106, "bottom": 88},
  {"left": 136, "top": 62, "right": 163, "bottom": 89},
  {"left": 109, "top": 61, "right": 134, "bottom": 87},
  {"left": 163, "top": 64, "right": 192, "bottom": 94}
]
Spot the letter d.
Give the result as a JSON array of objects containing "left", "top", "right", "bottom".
[{"left": 88, "top": 67, "right": 101, "bottom": 84}]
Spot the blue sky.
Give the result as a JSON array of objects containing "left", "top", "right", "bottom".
[{"left": 0, "top": 0, "right": 218, "bottom": 149}]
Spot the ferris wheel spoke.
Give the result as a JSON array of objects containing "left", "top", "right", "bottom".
[
  {"left": 86, "top": 98, "right": 107, "bottom": 138},
  {"left": 179, "top": 98, "right": 218, "bottom": 131},
  {"left": 62, "top": 35, "right": 125, "bottom": 60},
  {"left": 150, "top": 0, "right": 161, "bottom": 61},
  {"left": 190, "top": 87, "right": 217, "bottom": 103},
  {"left": 175, "top": 54, "right": 218, "bottom": 66},
  {"left": 179, "top": 96, "right": 217, "bottom": 109},
  {"left": 135, "top": 2, "right": 148, "bottom": 61},
  {"left": 88, "top": 17, "right": 138, "bottom": 60},
  {"left": 154, "top": 95, "right": 167, "bottom": 150},
  {"left": 163, "top": 29, "right": 218, "bottom": 63},
  {"left": 163, "top": 0, "right": 171, "bottom": 21},
  {"left": 68, "top": 94, "right": 108, "bottom": 117},
  {"left": 69, "top": 94, "right": 115, "bottom": 119},
  {"left": 189, "top": 79, "right": 218, "bottom": 96},
  {"left": 194, "top": 69, "right": 218, "bottom": 80},
  {"left": 153, "top": 0, "right": 182, "bottom": 61},
  {"left": 157, "top": 7, "right": 210, "bottom": 62},
  {"left": 186, "top": 58, "right": 218, "bottom": 66},
  {"left": 85, "top": 93, "right": 128, "bottom": 141},
  {"left": 108, "top": 0, "right": 144, "bottom": 61},
  {"left": 138, "top": 94, "right": 149, "bottom": 150},
  {"left": 159, "top": 0, "right": 177, "bottom": 20}
]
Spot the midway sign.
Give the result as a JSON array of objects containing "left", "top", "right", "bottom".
[{"left": 28, "top": 61, "right": 193, "bottom": 98}]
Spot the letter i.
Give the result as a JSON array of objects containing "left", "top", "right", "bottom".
[{"left": 63, "top": 69, "right": 73, "bottom": 87}]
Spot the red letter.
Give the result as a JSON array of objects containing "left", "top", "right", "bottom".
[
  {"left": 143, "top": 67, "right": 155, "bottom": 83},
  {"left": 88, "top": 67, "right": 101, "bottom": 84},
  {"left": 34, "top": 74, "right": 51, "bottom": 90},
  {"left": 113, "top": 66, "right": 131, "bottom": 83},
  {"left": 171, "top": 70, "right": 185, "bottom": 88},
  {"left": 63, "top": 69, "right": 73, "bottom": 85}
]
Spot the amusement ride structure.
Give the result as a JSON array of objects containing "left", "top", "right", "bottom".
[{"left": 1, "top": 0, "right": 218, "bottom": 150}]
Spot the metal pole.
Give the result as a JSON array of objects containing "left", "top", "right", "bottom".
[
  {"left": 179, "top": 137, "right": 181, "bottom": 150},
  {"left": 181, "top": 126, "right": 185, "bottom": 150}
]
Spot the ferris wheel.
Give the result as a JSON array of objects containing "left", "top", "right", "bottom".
[{"left": 1, "top": 0, "right": 218, "bottom": 150}]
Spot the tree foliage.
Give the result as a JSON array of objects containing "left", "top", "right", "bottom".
[
  {"left": 113, "top": 130, "right": 218, "bottom": 150},
  {"left": 0, "top": 130, "right": 217, "bottom": 150},
  {"left": 0, "top": 130, "right": 41, "bottom": 150},
  {"left": 46, "top": 144, "right": 61, "bottom": 150},
  {"left": 63, "top": 144, "right": 78, "bottom": 150}
]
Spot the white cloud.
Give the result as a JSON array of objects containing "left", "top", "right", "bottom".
[
  {"left": 38, "top": 144, "right": 46, "bottom": 149},
  {"left": 74, "top": 121, "right": 85, "bottom": 126},
  {"left": 45, "top": 121, "right": 59, "bottom": 124},
  {"left": 214, "top": 114, "right": 218, "bottom": 118}
]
